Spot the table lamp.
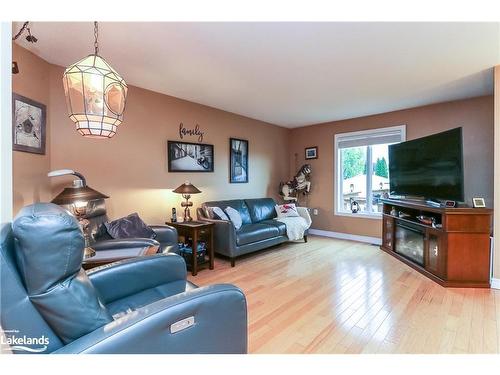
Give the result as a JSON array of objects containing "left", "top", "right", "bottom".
[
  {"left": 48, "top": 169, "right": 109, "bottom": 258},
  {"left": 173, "top": 181, "right": 201, "bottom": 222}
]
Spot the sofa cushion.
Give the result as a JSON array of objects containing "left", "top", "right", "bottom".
[
  {"left": 203, "top": 200, "right": 252, "bottom": 224},
  {"left": 236, "top": 224, "right": 280, "bottom": 246},
  {"left": 245, "top": 198, "right": 277, "bottom": 223},
  {"left": 224, "top": 207, "right": 243, "bottom": 230},
  {"left": 259, "top": 220, "right": 287, "bottom": 236}
]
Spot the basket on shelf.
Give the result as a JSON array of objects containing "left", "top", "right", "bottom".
[{"left": 178, "top": 241, "right": 207, "bottom": 266}]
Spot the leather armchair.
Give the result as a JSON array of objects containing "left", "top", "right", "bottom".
[
  {"left": 0, "top": 203, "right": 248, "bottom": 354},
  {"left": 85, "top": 238, "right": 160, "bottom": 267},
  {"left": 149, "top": 225, "right": 179, "bottom": 253},
  {"left": 80, "top": 199, "right": 179, "bottom": 255}
]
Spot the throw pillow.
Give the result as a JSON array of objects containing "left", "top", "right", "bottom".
[
  {"left": 224, "top": 206, "right": 243, "bottom": 230},
  {"left": 275, "top": 203, "right": 300, "bottom": 218},
  {"left": 104, "top": 213, "right": 157, "bottom": 239},
  {"left": 203, "top": 206, "right": 213, "bottom": 219},
  {"left": 207, "top": 206, "right": 230, "bottom": 221},
  {"left": 94, "top": 222, "right": 113, "bottom": 241}
]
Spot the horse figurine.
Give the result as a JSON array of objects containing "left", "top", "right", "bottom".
[{"left": 279, "top": 164, "right": 312, "bottom": 202}]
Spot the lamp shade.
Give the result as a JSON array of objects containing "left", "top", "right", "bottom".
[
  {"left": 173, "top": 182, "right": 201, "bottom": 195},
  {"left": 62, "top": 54, "right": 128, "bottom": 139},
  {"left": 51, "top": 185, "right": 109, "bottom": 205}
]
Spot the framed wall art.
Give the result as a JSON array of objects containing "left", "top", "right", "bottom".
[
  {"left": 12, "top": 93, "right": 46, "bottom": 154},
  {"left": 167, "top": 140, "right": 214, "bottom": 172},
  {"left": 305, "top": 146, "right": 318, "bottom": 160},
  {"left": 229, "top": 138, "right": 248, "bottom": 183}
]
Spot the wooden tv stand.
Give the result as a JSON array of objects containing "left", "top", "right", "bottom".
[{"left": 380, "top": 198, "right": 492, "bottom": 288}]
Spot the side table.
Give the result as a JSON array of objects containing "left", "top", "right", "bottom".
[{"left": 167, "top": 221, "right": 214, "bottom": 276}]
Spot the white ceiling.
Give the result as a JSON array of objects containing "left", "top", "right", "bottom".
[{"left": 14, "top": 22, "right": 500, "bottom": 128}]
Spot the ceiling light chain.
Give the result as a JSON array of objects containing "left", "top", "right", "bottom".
[
  {"left": 12, "top": 21, "right": 37, "bottom": 43},
  {"left": 12, "top": 21, "right": 29, "bottom": 40},
  {"left": 94, "top": 21, "right": 99, "bottom": 55},
  {"left": 12, "top": 21, "right": 38, "bottom": 74}
]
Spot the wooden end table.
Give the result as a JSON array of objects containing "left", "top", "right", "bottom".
[{"left": 167, "top": 221, "right": 214, "bottom": 276}]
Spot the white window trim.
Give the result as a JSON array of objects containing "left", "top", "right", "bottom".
[{"left": 334, "top": 125, "right": 406, "bottom": 219}]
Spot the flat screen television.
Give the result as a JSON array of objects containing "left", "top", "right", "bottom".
[{"left": 389, "top": 127, "right": 464, "bottom": 202}]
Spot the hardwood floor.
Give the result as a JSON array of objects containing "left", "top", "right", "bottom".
[{"left": 188, "top": 235, "right": 500, "bottom": 354}]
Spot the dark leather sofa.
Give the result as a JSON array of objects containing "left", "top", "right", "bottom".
[
  {"left": 197, "top": 198, "right": 308, "bottom": 266},
  {"left": 0, "top": 203, "right": 247, "bottom": 354}
]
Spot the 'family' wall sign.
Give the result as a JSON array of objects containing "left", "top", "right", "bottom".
[{"left": 179, "top": 123, "right": 204, "bottom": 142}]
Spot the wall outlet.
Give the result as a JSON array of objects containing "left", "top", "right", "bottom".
[{"left": 313, "top": 208, "right": 319, "bottom": 216}]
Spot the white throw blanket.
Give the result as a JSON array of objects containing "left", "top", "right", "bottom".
[{"left": 275, "top": 216, "right": 310, "bottom": 241}]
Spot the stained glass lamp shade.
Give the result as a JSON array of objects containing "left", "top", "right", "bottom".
[{"left": 62, "top": 54, "right": 128, "bottom": 138}]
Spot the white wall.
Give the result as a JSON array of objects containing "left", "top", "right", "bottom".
[
  {"left": 0, "top": 21, "right": 12, "bottom": 354},
  {"left": 0, "top": 22, "right": 12, "bottom": 225}
]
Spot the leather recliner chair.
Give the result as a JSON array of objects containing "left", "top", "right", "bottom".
[
  {"left": 76, "top": 199, "right": 179, "bottom": 265},
  {"left": 0, "top": 203, "right": 248, "bottom": 354}
]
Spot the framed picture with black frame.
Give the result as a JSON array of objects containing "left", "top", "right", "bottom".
[
  {"left": 12, "top": 93, "right": 46, "bottom": 155},
  {"left": 167, "top": 140, "right": 214, "bottom": 172},
  {"left": 229, "top": 138, "right": 248, "bottom": 183},
  {"left": 305, "top": 146, "right": 318, "bottom": 160}
]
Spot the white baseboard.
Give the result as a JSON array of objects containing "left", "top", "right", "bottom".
[
  {"left": 491, "top": 278, "right": 500, "bottom": 290},
  {"left": 308, "top": 228, "right": 382, "bottom": 245}
]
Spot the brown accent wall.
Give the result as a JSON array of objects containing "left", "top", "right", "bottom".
[
  {"left": 289, "top": 96, "right": 494, "bottom": 238},
  {"left": 47, "top": 64, "right": 290, "bottom": 224},
  {"left": 12, "top": 44, "right": 52, "bottom": 214}
]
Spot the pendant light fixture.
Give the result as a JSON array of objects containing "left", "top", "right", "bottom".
[{"left": 62, "top": 22, "right": 128, "bottom": 139}]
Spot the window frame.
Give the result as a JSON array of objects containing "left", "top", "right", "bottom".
[{"left": 334, "top": 125, "right": 406, "bottom": 219}]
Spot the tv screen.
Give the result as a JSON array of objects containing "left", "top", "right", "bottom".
[{"left": 389, "top": 127, "right": 464, "bottom": 201}]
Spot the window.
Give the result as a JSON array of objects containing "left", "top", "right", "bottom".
[{"left": 334, "top": 125, "right": 406, "bottom": 218}]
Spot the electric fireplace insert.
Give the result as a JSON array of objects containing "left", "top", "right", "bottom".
[{"left": 394, "top": 221, "right": 424, "bottom": 266}]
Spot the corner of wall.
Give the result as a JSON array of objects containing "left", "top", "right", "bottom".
[{"left": 11, "top": 43, "right": 52, "bottom": 214}]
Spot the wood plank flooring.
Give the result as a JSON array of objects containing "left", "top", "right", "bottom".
[{"left": 188, "top": 235, "right": 500, "bottom": 354}]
